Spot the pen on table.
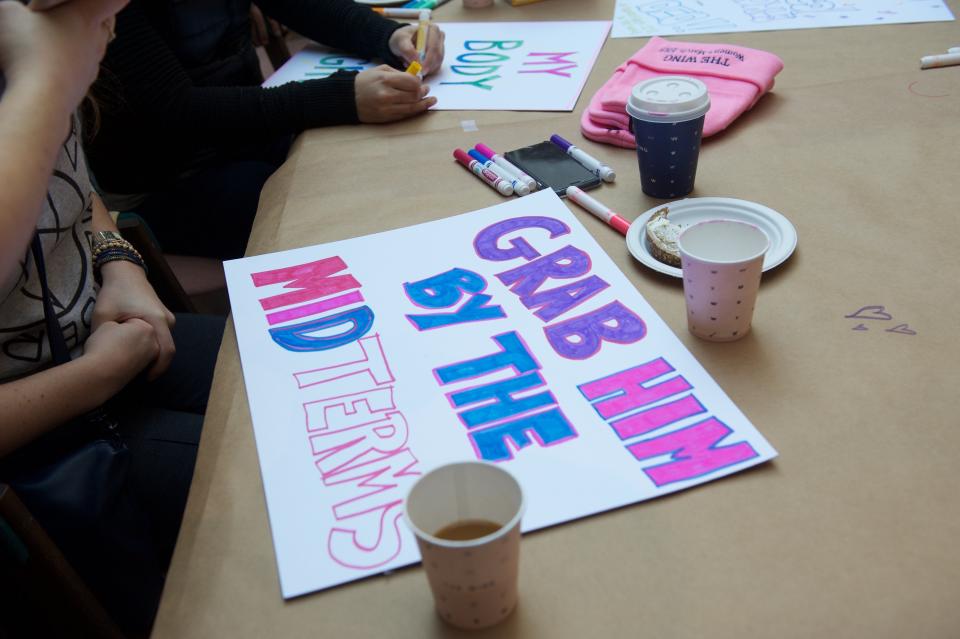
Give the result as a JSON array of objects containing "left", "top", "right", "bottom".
[
  {"left": 474, "top": 143, "right": 538, "bottom": 192},
  {"left": 920, "top": 51, "right": 960, "bottom": 69},
  {"left": 405, "top": 60, "right": 423, "bottom": 78},
  {"left": 565, "top": 186, "right": 631, "bottom": 235},
  {"left": 550, "top": 134, "right": 616, "bottom": 183},
  {"left": 468, "top": 149, "right": 530, "bottom": 196},
  {"left": 373, "top": 7, "right": 431, "bottom": 19},
  {"left": 416, "top": 11, "right": 430, "bottom": 61},
  {"left": 454, "top": 149, "right": 514, "bottom": 196}
]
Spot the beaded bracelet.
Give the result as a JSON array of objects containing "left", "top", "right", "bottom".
[
  {"left": 91, "top": 238, "right": 143, "bottom": 263},
  {"left": 93, "top": 244, "right": 148, "bottom": 285}
]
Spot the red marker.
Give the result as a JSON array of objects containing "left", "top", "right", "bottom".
[
  {"left": 453, "top": 149, "right": 514, "bottom": 196},
  {"left": 565, "top": 186, "right": 631, "bottom": 235}
]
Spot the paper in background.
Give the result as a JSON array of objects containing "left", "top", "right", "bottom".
[{"left": 612, "top": 0, "right": 954, "bottom": 38}]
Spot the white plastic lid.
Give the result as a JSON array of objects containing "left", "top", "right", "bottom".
[{"left": 626, "top": 76, "right": 710, "bottom": 123}]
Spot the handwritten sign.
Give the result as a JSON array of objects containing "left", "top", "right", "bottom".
[
  {"left": 224, "top": 189, "right": 777, "bottom": 599},
  {"left": 612, "top": 0, "right": 954, "bottom": 38},
  {"left": 428, "top": 21, "right": 610, "bottom": 110},
  {"left": 262, "top": 22, "right": 611, "bottom": 111}
]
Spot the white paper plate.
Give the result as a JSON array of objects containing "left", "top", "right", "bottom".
[{"left": 625, "top": 197, "right": 798, "bottom": 278}]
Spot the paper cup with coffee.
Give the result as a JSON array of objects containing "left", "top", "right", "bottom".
[{"left": 403, "top": 461, "right": 524, "bottom": 630}]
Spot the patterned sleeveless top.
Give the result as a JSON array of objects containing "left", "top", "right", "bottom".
[{"left": 0, "top": 116, "right": 98, "bottom": 381}]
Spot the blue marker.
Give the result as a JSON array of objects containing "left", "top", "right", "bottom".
[{"left": 468, "top": 149, "right": 530, "bottom": 196}]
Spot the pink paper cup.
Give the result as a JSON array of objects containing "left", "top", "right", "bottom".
[
  {"left": 403, "top": 462, "right": 525, "bottom": 630},
  {"left": 678, "top": 219, "right": 769, "bottom": 342}
]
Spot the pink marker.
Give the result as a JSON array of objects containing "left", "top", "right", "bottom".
[
  {"left": 475, "top": 143, "right": 537, "bottom": 192},
  {"left": 565, "top": 186, "right": 631, "bottom": 235},
  {"left": 454, "top": 149, "right": 513, "bottom": 196}
]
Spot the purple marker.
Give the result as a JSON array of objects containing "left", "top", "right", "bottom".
[
  {"left": 469, "top": 149, "right": 530, "bottom": 196},
  {"left": 550, "top": 134, "right": 616, "bottom": 183},
  {"left": 475, "top": 143, "right": 537, "bottom": 192}
]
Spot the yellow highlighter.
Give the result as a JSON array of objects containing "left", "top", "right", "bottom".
[
  {"left": 405, "top": 61, "right": 423, "bottom": 78},
  {"left": 415, "top": 11, "right": 429, "bottom": 61}
]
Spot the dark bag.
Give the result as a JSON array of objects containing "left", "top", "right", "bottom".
[
  {"left": 2, "top": 235, "right": 130, "bottom": 518},
  {"left": 1, "top": 234, "right": 164, "bottom": 632}
]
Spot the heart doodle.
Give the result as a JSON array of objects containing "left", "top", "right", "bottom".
[
  {"left": 851, "top": 324, "right": 869, "bottom": 331},
  {"left": 885, "top": 324, "right": 917, "bottom": 335},
  {"left": 844, "top": 305, "right": 893, "bottom": 321}
]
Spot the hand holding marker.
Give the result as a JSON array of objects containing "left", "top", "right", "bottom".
[
  {"left": 469, "top": 149, "right": 531, "bottom": 196},
  {"left": 566, "top": 186, "right": 631, "bottom": 235},
  {"left": 551, "top": 134, "right": 616, "bottom": 183},
  {"left": 454, "top": 149, "right": 514, "bottom": 196},
  {"left": 475, "top": 143, "right": 538, "bottom": 193}
]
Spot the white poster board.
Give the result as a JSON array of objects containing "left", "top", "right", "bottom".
[
  {"left": 612, "top": 0, "right": 954, "bottom": 38},
  {"left": 263, "top": 21, "right": 611, "bottom": 111},
  {"left": 262, "top": 48, "right": 376, "bottom": 88},
  {"left": 224, "top": 189, "right": 778, "bottom": 599}
]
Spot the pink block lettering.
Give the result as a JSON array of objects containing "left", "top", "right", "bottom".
[
  {"left": 627, "top": 417, "right": 759, "bottom": 487},
  {"left": 266, "top": 290, "right": 363, "bottom": 326},
  {"left": 611, "top": 394, "right": 706, "bottom": 440},
  {"left": 579, "top": 358, "right": 690, "bottom": 419},
  {"left": 325, "top": 449, "right": 420, "bottom": 520},
  {"left": 327, "top": 504, "right": 404, "bottom": 570},
  {"left": 253, "top": 256, "right": 361, "bottom": 311}
]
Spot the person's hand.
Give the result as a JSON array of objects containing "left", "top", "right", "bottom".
[
  {"left": 389, "top": 22, "right": 445, "bottom": 77},
  {"left": 0, "top": 0, "right": 127, "bottom": 114},
  {"left": 355, "top": 64, "right": 436, "bottom": 123},
  {"left": 82, "top": 318, "right": 160, "bottom": 389},
  {"left": 249, "top": 3, "right": 285, "bottom": 48},
  {"left": 93, "top": 260, "right": 176, "bottom": 380}
]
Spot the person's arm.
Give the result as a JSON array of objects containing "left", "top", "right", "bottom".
[
  {"left": 0, "top": 0, "right": 121, "bottom": 287},
  {"left": 102, "top": 0, "right": 369, "bottom": 138},
  {"left": 90, "top": 194, "right": 176, "bottom": 379},
  {"left": 255, "top": 0, "right": 403, "bottom": 66},
  {"left": 256, "top": 0, "right": 444, "bottom": 75},
  {"left": 100, "top": 0, "right": 437, "bottom": 141},
  {"left": 0, "top": 317, "right": 158, "bottom": 457}
]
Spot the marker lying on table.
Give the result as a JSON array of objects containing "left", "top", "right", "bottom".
[
  {"left": 920, "top": 51, "right": 960, "bottom": 69},
  {"left": 474, "top": 143, "right": 537, "bottom": 192},
  {"left": 454, "top": 149, "right": 514, "bottom": 196},
  {"left": 373, "top": 7, "right": 431, "bottom": 18},
  {"left": 565, "top": 186, "right": 631, "bottom": 235},
  {"left": 468, "top": 149, "right": 530, "bottom": 196},
  {"left": 550, "top": 134, "right": 616, "bottom": 183}
]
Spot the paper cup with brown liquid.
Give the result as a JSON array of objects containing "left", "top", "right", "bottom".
[{"left": 403, "top": 461, "right": 525, "bottom": 630}]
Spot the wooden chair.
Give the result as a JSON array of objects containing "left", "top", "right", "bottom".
[{"left": 0, "top": 483, "right": 125, "bottom": 639}]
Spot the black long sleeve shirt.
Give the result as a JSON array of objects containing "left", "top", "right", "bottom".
[{"left": 87, "top": 0, "right": 403, "bottom": 196}]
